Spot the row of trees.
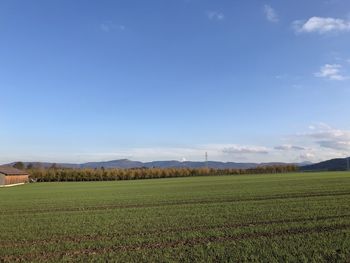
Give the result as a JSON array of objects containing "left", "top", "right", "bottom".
[{"left": 27, "top": 165, "right": 298, "bottom": 182}]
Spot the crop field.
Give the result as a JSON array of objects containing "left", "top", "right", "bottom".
[{"left": 1, "top": 172, "right": 350, "bottom": 262}]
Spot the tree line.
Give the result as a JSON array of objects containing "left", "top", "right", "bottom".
[{"left": 23, "top": 165, "right": 299, "bottom": 182}]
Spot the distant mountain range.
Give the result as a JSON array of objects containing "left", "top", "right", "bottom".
[
  {"left": 9, "top": 159, "right": 312, "bottom": 169},
  {"left": 8, "top": 157, "right": 350, "bottom": 171},
  {"left": 301, "top": 157, "right": 350, "bottom": 171}
]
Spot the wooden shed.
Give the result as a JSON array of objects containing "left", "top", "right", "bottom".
[{"left": 0, "top": 166, "right": 29, "bottom": 186}]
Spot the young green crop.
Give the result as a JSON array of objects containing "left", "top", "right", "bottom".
[{"left": 0, "top": 172, "right": 350, "bottom": 262}]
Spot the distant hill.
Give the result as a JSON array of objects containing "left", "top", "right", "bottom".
[
  {"left": 301, "top": 157, "right": 350, "bottom": 171},
  {"left": 297, "top": 161, "right": 313, "bottom": 166},
  {"left": 80, "top": 159, "right": 144, "bottom": 169},
  {"left": 144, "top": 161, "right": 258, "bottom": 169},
  {"left": 9, "top": 159, "right": 308, "bottom": 169},
  {"left": 9, "top": 162, "right": 80, "bottom": 169}
]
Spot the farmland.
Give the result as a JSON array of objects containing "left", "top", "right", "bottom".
[{"left": 1, "top": 172, "right": 350, "bottom": 262}]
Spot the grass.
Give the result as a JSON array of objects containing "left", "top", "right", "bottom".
[{"left": 1, "top": 172, "right": 350, "bottom": 262}]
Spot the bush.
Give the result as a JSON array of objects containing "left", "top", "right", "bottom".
[{"left": 26, "top": 165, "right": 298, "bottom": 182}]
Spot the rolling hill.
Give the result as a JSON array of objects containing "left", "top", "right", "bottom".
[
  {"left": 10, "top": 159, "right": 308, "bottom": 169},
  {"left": 301, "top": 157, "right": 350, "bottom": 171}
]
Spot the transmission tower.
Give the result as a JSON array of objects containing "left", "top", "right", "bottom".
[{"left": 205, "top": 152, "right": 208, "bottom": 168}]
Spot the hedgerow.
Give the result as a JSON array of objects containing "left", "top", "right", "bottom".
[{"left": 27, "top": 165, "right": 298, "bottom": 182}]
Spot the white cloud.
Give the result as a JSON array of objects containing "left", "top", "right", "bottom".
[
  {"left": 318, "top": 140, "right": 350, "bottom": 150},
  {"left": 100, "top": 22, "right": 126, "bottom": 32},
  {"left": 100, "top": 24, "right": 110, "bottom": 32},
  {"left": 207, "top": 11, "right": 225, "bottom": 21},
  {"left": 274, "top": 145, "right": 306, "bottom": 151},
  {"left": 303, "top": 124, "right": 350, "bottom": 151},
  {"left": 314, "top": 64, "right": 347, "bottom": 80},
  {"left": 222, "top": 145, "right": 269, "bottom": 154},
  {"left": 269, "top": 123, "right": 350, "bottom": 162},
  {"left": 293, "top": 17, "right": 350, "bottom": 34},
  {"left": 275, "top": 123, "right": 350, "bottom": 162},
  {"left": 0, "top": 144, "right": 273, "bottom": 164},
  {"left": 2, "top": 124, "right": 349, "bottom": 165},
  {"left": 299, "top": 152, "right": 315, "bottom": 161},
  {"left": 263, "top": 5, "right": 279, "bottom": 23},
  {"left": 279, "top": 123, "right": 349, "bottom": 163}
]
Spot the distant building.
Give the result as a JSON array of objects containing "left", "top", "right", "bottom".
[{"left": 0, "top": 166, "right": 29, "bottom": 187}]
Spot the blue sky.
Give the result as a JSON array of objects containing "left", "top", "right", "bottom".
[{"left": 1, "top": 0, "right": 350, "bottom": 164}]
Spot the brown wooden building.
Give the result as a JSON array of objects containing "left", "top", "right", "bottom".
[{"left": 0, "top": 166, "right": 29, "bottom": 186}]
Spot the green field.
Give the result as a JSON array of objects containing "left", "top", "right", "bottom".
[{"left": 1, "top": 172, "right": 350, "bottom": 262}]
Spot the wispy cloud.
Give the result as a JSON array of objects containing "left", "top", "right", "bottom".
[
  {"left": 274, "top": 145, "right": 306, "bottom": 151},
  {"left": 100, "top": 22, "right": 126, "bottom": 32},
  {"left": 299, "top": 152, "right": 315, "bottom": 161},
  {"left": 3, "top": 124, "right": 349, "bottom": 165},
  {"left": 263, "top": 5, "right": 279, "bottom": 23},
  {"left": 278, "top": 123, "right": 350, "bottom": 162},
  {"left": 314, "top": 64, "right": 348, "bottom": 80},
  {"left": 207, "top": 11, "right": 225, "bottom": 21},
  {"left": 65, "top": 144, "right": 272, "bottom": 163},
  {"left": 222, "top": 145, "right": 269, "bottom": 154},
  {"left": 302, "top": 124, "right": 350, "bottom": 151},
  {"left": 293, "top": 17, "right": 350, "bottom": 34}
]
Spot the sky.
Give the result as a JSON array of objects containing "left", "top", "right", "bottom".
[{"left": 1, "top": 0, "right": 350, "bottom": 164}]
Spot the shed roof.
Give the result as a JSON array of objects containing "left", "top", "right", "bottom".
[{"left": 0, "top": 166, "right": 29, "bottom": 176}]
